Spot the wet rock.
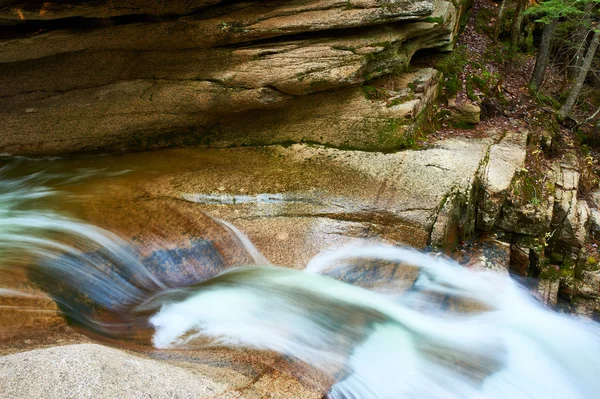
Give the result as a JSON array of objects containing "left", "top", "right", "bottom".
[
  {"left": 510, "top": 243, "right": 531, "bottom": 276},
  {"left": 536, "top": 279, "right": 560, "bottom": 308},
  {"left": 318, "top": 259, "right": 420, "bottom": 294},
  {"left": 0, "top": 288, "right": 69, "bottom": 342},
  {"left": 572, "top": 270, "right": 600, "bottom": 319},
  {"left": 463, "top": 239, "right": 511, "bottom": 274},
  {"left": 158, "top": 140, "right": 491, "bottom": 255},
  {"left": 478, "top": 129, "right": 528, "bottom": 231},
  {"left": 41, "top": 140, "right": 491, "bottom": 268}
]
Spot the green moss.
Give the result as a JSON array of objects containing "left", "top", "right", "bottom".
[
  {"left": 540, "top": 261, "right": 575, "bottom": 280},
  {"left": 549, "top": 251, "right": 564, "bottom": 263},
  {"left": 423, "top": 16, "right": 444, "bottom": 24},
  {"left": 545, "top": 180, "right": 556, "bottom": 196},
  {"left": 530, "top": 111, "right": 560, "bottom": 135},
  {"left": 362, "top": 85, "right": 387, "bottom": 100},
  {"left": 587, "top": 256, "right": 598, "bottom": 268},
  {"left": 475, "top": 7, "right": 495, "bottom": 35},
  {"left": 509, "top": 167, "right": 546, "bottom": 206},
  {"left": 445, "top": 76, "right": 460, "bottom": 98},
  {"left": 531, "top": 91, "right": 560, "bottom": 108},
  {"left": 331, "top": 45, "right": 358, "bottom": 53},
  {"left": 387, "top": 95, "right": 415, "bottom": 107},
  {"left": 434, "top": 46, "right": 469, "bottom": 100}
]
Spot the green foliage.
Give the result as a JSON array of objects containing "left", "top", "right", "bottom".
[
  {"left": 423, "top": 16, "right": 444, "bottom": 24},
  {"left": 511, "top": 168, "right": 546, "bottom": 207},
  {"left": 539, "top": 261, "right": 575, "bottom": 280},
  {"left": 522, "top": 25, "right": 536, "bottom": 53},
  {"left": 466, "top": 70, "right": 502, "bottom": 102},
  {"left": 524, "top": 0, "right": 583, "bottom": 23},
  {"left": 435, "top": 46, "right": 469, "bottom": 100},
  {"left": 483, "top": 43, "right": 521, "bottom": 66},
  {"left": 475, "top": 7, "right": 496, "bottom": 35},
  {"left": 531, "top": 90, "right": 561, "bottom": 108},
  {"left": 436, "top": 45, "right": 469, "bottom": 77},
  {"left": 445, "top": 76, "right": 460, "bottom": 97}
]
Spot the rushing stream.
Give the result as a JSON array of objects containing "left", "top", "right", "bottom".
[{"left": 1, "top": 159, "right": 600, "bottom": 398}]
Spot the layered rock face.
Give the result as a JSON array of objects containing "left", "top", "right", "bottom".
[{"left": 0, "top": 0, "right": 459, "bottom": 154}]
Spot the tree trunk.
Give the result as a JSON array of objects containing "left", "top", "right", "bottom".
[
  {"left": 511, "top": 0, "right": 526, "bottom": 47},
  {"left": 530, "top": 19, "right": 557, "bottom": 91},
  {"left": 559, "top": 23, "right": 600, "bottom": 119},
  {"left": 568, "top": 4, "right": 594, "bottom": 78},
  {"left": 493, "top": 0, "right": 507, "bottom": 43}
]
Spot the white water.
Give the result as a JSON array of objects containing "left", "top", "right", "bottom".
[
  {"left": 147, "top": 246, "right": 600, "bottom": 398},
  {"left": 1, "top": 167, "right": 600, "bottom": 398}
]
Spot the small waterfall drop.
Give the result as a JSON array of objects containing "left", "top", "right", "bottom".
[{"left": 1, "top": 165, "right": 599, "bottom": 399}]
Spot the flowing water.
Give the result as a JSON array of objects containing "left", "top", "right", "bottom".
[{"left": 1, "top": 155, "right": 600, "bottom": 398}]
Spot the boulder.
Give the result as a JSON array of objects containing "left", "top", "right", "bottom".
[
  {"left": 0, "top": 343, "right": 325, "bottom": 398},
  {"left": 0, "top": 344, "right": 230, "bottom": 399},
  {"left": 551, "top": 195, "right": 590, "bottom": 253},
  {"left": 448, "top": 98, "right": 481, "bottom": 125},
  {"left": 497, "top": 165, "right": 554, "bottom": 236}
]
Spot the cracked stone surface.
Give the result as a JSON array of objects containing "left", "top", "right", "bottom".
[
  {"left": 131, "top": 139, "right": 493, "bottom": 264},
  {"left": 477, "top": 129, "right": 528, "bottom": 231},
  {"left": 548, "top": 151, "right": 591, "bottom": 253},
  {"left": 0, "top": 0, "right": 458, "bottom": 155}
]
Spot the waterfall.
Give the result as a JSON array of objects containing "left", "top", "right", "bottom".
[{"left": 1, "top": 166, "right": 599, "bottom": 399}]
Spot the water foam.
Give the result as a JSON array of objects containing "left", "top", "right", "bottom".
[{"left": 1, "top": 167, "right": 599, "bottom": 398}]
